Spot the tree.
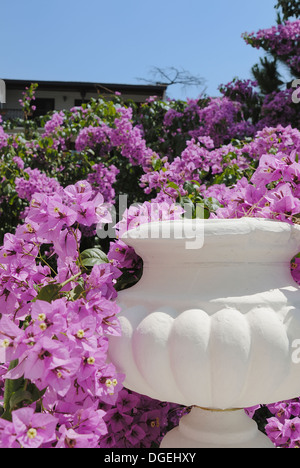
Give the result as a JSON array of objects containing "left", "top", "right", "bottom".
[
  {"left": 243, "top": 1, "right": 300, "bottom": 96},
  {"left": 251, "top": 57, "right": 284, "bottom": 95},
  {"left": 275, "top": 0, "right": 300, "bottom": 20},
  {"left": 137, "top": 66, "right": 207, "bottom": 97}
]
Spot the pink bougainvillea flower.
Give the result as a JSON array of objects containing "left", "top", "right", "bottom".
[
  {"left": 282, "top": 417, "right": 300, "bottom": 442},
  {"left": 265, "top": 417, "right": 288, "bottom": 446},
  {"left": 12, "top": 407, "right": 57, "bottom": 448},
  {"left": 0, "top": 315, "right": 26, "bottom": 363}
]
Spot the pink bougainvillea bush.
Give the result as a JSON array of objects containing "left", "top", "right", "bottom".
[
  {"left": 0, "top": 176, "right": 186, "bottom": 448},
  {"left": 242, "top": 19, "right": 300, "bottom": 76},
  {"left": 1, "top": 5, "right": 300, "bottom": 444},
  {"left": 0, "top": 180, "right": 126, "bottom": 447},
  {"left": 1, "top": 84, "right": 300, "bottom": 448}
]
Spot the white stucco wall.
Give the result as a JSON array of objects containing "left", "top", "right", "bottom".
[{"left": 4, "top": 89, "right": 99, "bottom": 111}]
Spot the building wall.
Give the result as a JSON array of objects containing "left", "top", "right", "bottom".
[
  {"left": 5, "top": 89, "right": 86, "bottom": 110},
  {"left": 5, "top": 88, "right": 152, "bottom": 111},
  {"left": 0, "top": 80, "right": 167, "bottom": 121}
]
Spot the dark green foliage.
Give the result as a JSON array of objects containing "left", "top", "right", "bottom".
[
  {"left": 275, "top": 0, "right": 300, "bottom": 20},
  {"left": 251, "top": 57, "right": 284, "bottom": 96}
]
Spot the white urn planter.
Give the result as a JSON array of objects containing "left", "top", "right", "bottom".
[{"left": 108, "top": 218, "right": 300, "bottom": 448}]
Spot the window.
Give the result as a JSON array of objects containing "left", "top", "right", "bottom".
[
  {"left": 33, "top": 98, "right": 55, "bottom": 117},
  {"left": 74, "top": 99, "right": 90, "bottom": 106}
]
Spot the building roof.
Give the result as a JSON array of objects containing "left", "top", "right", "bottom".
[{"left": 3, "top": 78, "right": 168, "bottom": 99}]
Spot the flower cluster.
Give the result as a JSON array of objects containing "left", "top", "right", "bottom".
[
  {"left": 219, "top": 78, "right": 259, "bottom": 105},
  {"left": 75, "top": 124, "right": 112, "bottom": 154},
  {"left": 99, "top": 388, "right": 185, "bottom": 448},
  {"left": 140, "top": 124, "right": 300, "bottom": 224},
  {"left": 110, "top": 107, "right": 155, "bottom": 167},
  {"left": 190, "top": 97, "right": 256, "bottom": 146},
  {"left": 218, "top": 78, "right": 262, "bottom": 124},
  {"left": 43, "top": 111, "right": 65, "bottom": 136},
  {"left": 15, "top": 167, "right": 63, "bottom": 204},
  {"left": 257, "top": 89, "right": 300, "bottom": 130},
  {"left": 75, "top": 107, "right": 156, "bottom": 168},
  {"left": 42, "top": 111, "right": 67, "bottom": 150},
  {"left": 0, "top": 117, "right": 8, "bottom": 150},
  {"left": 243, "top": 20, "right": 300, "bottom": 75},
  {"left": 243, "top": 20, "right": 300, "bottom": 54},
  {"left": 17, "top": 83, "right": 38, "bottom": 121},
  {"left": 140, "top": 137, "right": 249, "bottom": 201},
  {"left": 0, "top": 180, "right": 125, "bottom": 448},
  {"left": 18, "top": 85, "right": 37, "bottom": 110},
  {"left": 87, "top": 162, "right": 119, "bottom": 205},
  {"left": 246, "top": 399, "right": 300, "bottom": 448},
  {"left": 203, "top": 125, "right": 300, "bottom": 225},
  {"left": 161, "top": 96, "right": 256, "bottom": 149}
]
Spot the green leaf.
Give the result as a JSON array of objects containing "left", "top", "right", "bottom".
[
  {"left": 189, "top": 179, "right": 201, "bottom": 187},
  {"left": 180, "top": 196, "right": 195, "bottom": 218},
  {"left": 204, "top": 197, "right": 223, "bottom": 212},
  {"left": 26, "top": 382, "right": 47, "bottom": 404},
  {"left": 3, "top": 360, "right": 24, "bottom": 418},
  {"left": 203, "top": 207, "right": 211, "bottom": 219},
  {"left": 34, "top": 283, "right": 62, "bottom": 303},
  {"left": 80, "top": 248, "right": 109, "bottom": 267},
  {"left": 152, "top": 158, "right": 162, "bottom": 171},
  {"left": 9, "top": 390, "right": 33, "bottom": 410},
  {"left": 166, "top": 181, "right": 179, "bottom": 190},
  {"left": 70, "top": 282, "right": 85, "bottom": 300}
]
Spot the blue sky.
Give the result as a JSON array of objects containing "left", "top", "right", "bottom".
[{"left": 1, "top": 0, "right": 282, "bottom": 100}]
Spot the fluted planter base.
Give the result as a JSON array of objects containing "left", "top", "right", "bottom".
[
  {"left": 108, "top": 219, "right": 300, "bottom": 448},
  {"left": 160, "top": 407, "right": 274, "bottom": 448}
]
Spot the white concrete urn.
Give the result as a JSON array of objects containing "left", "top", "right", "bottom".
[{"left": 108, "top": 218, "right": 300, "bottom": 448}]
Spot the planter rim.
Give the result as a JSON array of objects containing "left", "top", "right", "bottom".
[{"left": 121, "top": 217, "right": 300, "bottom": 242}]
